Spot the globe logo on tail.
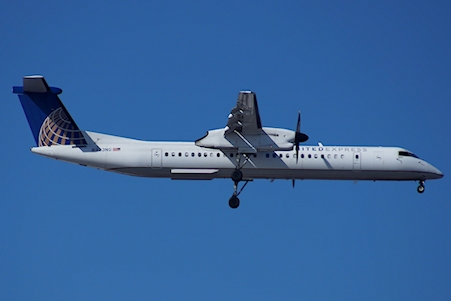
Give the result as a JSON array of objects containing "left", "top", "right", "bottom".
[{"left": 38, "top": 107, "right": 86, "bottom": 146}]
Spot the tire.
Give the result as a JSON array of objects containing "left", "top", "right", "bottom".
[
  {"left": 231, "top": 170, "right": 243, "bottom": 183},
  {"left": 417, "top": 185, "right": 425, "bottom": 194},
  {"left": 228, "top": 195, "right": 240, "bottom": 209}
]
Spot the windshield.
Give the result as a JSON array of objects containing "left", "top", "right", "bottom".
[{"left": 398, "top": 151, "right": 419, "bottom": 159}]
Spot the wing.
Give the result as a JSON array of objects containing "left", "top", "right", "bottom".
[
  {"left": 224, "top": 91, "right": 262, "bottom": 136},
  {"left": 195, "top": 90, "right": 295, "bottom": 152}
]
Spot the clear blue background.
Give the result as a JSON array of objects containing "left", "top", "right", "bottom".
[{"left": 1, "top": 1, "right": 450, "bottom": 300}]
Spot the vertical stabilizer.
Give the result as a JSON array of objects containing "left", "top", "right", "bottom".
[{"left": 13, "top": 76, "right": 87, "bottom": 147}]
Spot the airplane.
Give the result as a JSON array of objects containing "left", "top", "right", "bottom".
[{"left": 13, "top": 75, "right": 443, "bottom": 208}]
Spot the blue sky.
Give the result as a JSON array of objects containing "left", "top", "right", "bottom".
[{"left": 1, "top": 1, "right": 450, "bottom": 300}]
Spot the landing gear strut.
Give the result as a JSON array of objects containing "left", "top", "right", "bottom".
[{"left": 417, "top": 180, "right": 425, "bottom": 194}]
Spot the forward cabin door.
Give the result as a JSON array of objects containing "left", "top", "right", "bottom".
[
  {"left": 374, "top": 151, "right": 384, "bottom": 170},
  {"left": 151, "top": 148, "right": 162, "bottom": 168}
]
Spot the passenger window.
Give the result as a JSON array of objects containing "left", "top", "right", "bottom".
[
  {"left": 191, "top": 152, "right": 195, "bottom": 157},
  {"left": 217, "top": 153, "right": 220, "bottom": 157},
  {"left": 286, "top": 154, "right": 289, "bottom": 158},
  {"left": 171, "top": 152, "right": 175, "bottom": 157},
  {"left": 341, "top": 154, "right": 345, "bottom": 159},
  {"left": 301, "top": 154, "right": 304, "bottom": 159},
  {"left": 321, "top": 154, "right": 324, "bottom": 159},
  {"left": 334, "top": 154, "right": 338, "bottom": 159},
  {"left": 165, "top": 152, "right": 169, "bottom": 157},
  {"left": 308, "top": 154, "right": 311, "bottom": 159},
  {"left": 185, "top": 152, "right": 188, "bottom": 157},
  {"left": 178, "top": 152, "right": 182, "bottom": 157},
  {"left": 204, "top": 153, "right": 207, "bottom": 157},
  {"left": 198, "top": 153, "right": 201, "bottom": 157},
  {"left": 355, "top": 154, "right": 359, "bottom": 159}
]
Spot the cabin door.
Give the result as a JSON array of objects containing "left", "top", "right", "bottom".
[
  {"left": 151, "top": 149, "right": 162, "bottom": 168},
  {"left": 374, "top": 151, "right": 384, "bottom": 169}
]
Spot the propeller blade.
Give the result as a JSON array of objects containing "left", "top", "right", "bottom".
[
  {"left": 296, "top": 111, "right": 301, "bottom": 133},
  {"left": 296, "top": 111, "right": 300, "bottom": 163},
  {"left": 294, "top": 111, "right": 308, "bottom": 164},
  {"left": 295, "top": 144, "right": 299, "bottom": 164}
]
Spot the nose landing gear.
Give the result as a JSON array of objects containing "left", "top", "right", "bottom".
[{"left": 417, "top": 180, "right": 425, "bottom": 193}]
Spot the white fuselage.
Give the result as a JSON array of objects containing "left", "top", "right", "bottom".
[{"left": 31, "top": 131, "right": 443, "bottom": 182}]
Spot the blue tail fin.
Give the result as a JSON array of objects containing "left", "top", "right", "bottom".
[{"left": 13, "top": 75, "right": 87, "bottom": 147}]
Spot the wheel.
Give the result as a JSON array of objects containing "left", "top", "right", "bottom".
[
  {"left": 231, "top": 169, "right": 243, "bottom": 183},
  {"left": 417, "top": 185, "right": 425, "bottom": 194},
  {"left": 229, "top": 195, "right": 240, "bottom": 209}
]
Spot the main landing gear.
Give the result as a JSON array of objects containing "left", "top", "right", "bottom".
[
  {"left": 229, "top": 169, "right": 251, "bottom": 209},
  {"left": 417, "top": 180, "right": 425, "bottom": 194},
  {"left": 228, "top": 154, "right": 251, "bottom": 209}
]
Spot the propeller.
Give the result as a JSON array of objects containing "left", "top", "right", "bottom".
[{"left": 294, "top": 111, "right": 309, "bottom": 164}]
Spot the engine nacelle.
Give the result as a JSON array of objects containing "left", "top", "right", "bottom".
[{"left": 195, "top": 127, "right": 295, "bottom": 152}]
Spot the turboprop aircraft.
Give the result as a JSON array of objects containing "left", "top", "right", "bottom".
[{"left": 14, "top": 76, "right": 443, "bottom": 208}]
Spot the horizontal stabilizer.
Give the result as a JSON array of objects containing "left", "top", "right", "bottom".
[{"left": 24, "top": 75, "right": 50, "bottom": 93}]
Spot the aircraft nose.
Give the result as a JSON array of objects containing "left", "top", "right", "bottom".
[{"left": 429, "top": 164, "right": 444, "bottom": 179}]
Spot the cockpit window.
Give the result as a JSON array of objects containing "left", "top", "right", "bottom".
[{"left": 398, "top": 151, "right": 419, "bottom": 158}]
